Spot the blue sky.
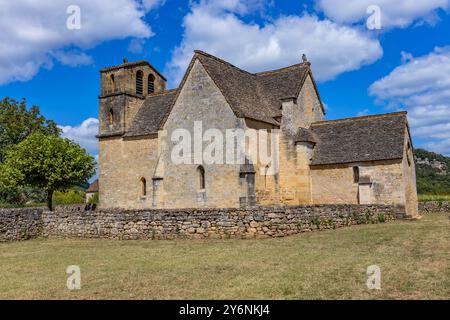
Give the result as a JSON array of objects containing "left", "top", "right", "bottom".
[{"left": 0, "top": 0, "right": 449, "bottom": 158}]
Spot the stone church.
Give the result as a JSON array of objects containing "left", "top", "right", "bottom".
[{"left": 97, "top": 50, "right": 418, "bottom": 217}]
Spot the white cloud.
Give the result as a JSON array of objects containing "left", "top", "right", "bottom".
[
  {"left": 142, "top": 0, "right": 166, "bottom": 11},
  {"left": 192, "top": 0, "right": 269, "bottom": 15},
  {"left": 165, "top": 1, "right": 383, "bottom": 87},
  {"left": 51, "top": 51, "right": 93, "bottom": 67},
  {"left": 424, "top": 139, "right": 450, "bottom": 156},
  {"left": 400, "top": 51, "right": 414, "bottom": 63},
  {"left": 369, "top": 47, "right": 450, "bottom": 155},
  {"left": 357, "top": 108, "right": 370, "bottom": 116},
  {"left": 128, "top": 39, "right": 146, "bottom": 54},
  {"left": 316, "top": 0, "right": 449, "bottom": 29},
  {"left": 60, "top": 118, "right": 99, "bottom": 155},
  {"left": 0, "top": 0, "right": 163, "bottom": 85}
]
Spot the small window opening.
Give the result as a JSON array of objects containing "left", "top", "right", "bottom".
[
  {"left": 197, "top": 166, "right": 205, "bottom": 190},
  {"left": 140, "top": 177, "right": 147, "bottom": 197},
  {"left": 108, "top": 109, "right": 114, "bottom": 126},
  {"left": 407, "top": 142, "right": 412, "bottom": 167},
  {"left": 136, "top": 70, "right": 143, "bottom": 95},
  {"left": 264, "top": 164, "right": 269, "bottom": 189},
  {"left": 353, "top": 166, "right": 360, "bottom": 183},
  {"left": 148, "top": 74, "right": 155, "bottom": 94},
  {"left": 110, "top": 74, "right": 115, "bottom": 93}
]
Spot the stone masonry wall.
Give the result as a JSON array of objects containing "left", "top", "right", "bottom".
[
  {"left": 41, "top": 205, "right": 397, "bottom": 240},
  {"left": 98, "top": 136, "right": 159, "bottom": 209},
  {"left": 310, "top": 160, "right": 405, "bottom": 208},
  {"left": 418, "top": 201, "right": 450, "bottom": 213},
  {"left": 0, "top": 208, "right": 44, "bottom": 241},
  {"left": 2, "top": 204, "right": 420, "bottom": 242},
  {"left": 160, "top": 60, "right": 243, "bottom": 209}
]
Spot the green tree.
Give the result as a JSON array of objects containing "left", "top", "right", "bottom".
[
  {"left": 0, "top": 97, "right": 60, "bottom": 162},
  {"left": 1, "top": 132, "right": 96, "bottom": 210},
  {"left": 0, "top": 97, "right": 61, "bottom": 205}
]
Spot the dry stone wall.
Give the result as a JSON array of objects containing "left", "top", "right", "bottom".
[
  {"left": 418, "top": 201, "right": 450, "bottom": 213},
  {"left": 41, "top": 205, "right": 397, "bottom": 240},
  {"left": 1, "top": 204, "right": 403, "bottom": 242},
  {"left": 0, "top": 208, "right": 44, "bottom": 241}
]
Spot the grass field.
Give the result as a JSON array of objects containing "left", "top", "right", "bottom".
[
  {"left": 0, "top": 213, "right": 449, "bottom": 300},
  {"left": 418, "top": 194, "right": 450, "bottom": 202}
]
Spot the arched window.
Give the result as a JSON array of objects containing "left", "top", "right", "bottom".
[
  {"left": 108, "top": 108, "right": 114, "bottom": 126},
  {"left": 197, "top": 166, "right": 205, "bottom": 190},
  {"left": 110, "top": 74, "right": 115, "bottom": 93},
  {"left": 136, "top": 70, "right": 143, "bottom": 95},
  {"left": 148, "top": 74, "right": 155, "bottom": 94},
  {"left": 140, "top": 177, "right": 147, "bottom": 197}
]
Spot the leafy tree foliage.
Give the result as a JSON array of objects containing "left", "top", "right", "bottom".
[
  {"left": 1, "top": 132, "right": 96, "bottom": 210},
  {"left": 0, "top": 97, "right": 62, "bottom": 205},
  {"left": 0, "top": 186, "right": 46, "bottom": 207},
  {"left": 0, "top": 97, "right": 60, "bottom": 161}
]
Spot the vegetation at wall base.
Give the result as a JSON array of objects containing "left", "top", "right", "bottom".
[{"left": 88, "top": 192, "right": 99, "bottom": 205}]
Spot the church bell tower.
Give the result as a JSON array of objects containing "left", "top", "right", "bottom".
[{"left": 98, "top": 58, "right": 167, "bottom": 137}]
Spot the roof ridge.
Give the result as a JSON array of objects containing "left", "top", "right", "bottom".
[
  {"left": 311, "top": 111, "right": 407, "bottom": 126},
  {"left": 146, "top": 88, "right": 178, "bottom": 98},
  {"left": 255, "top": 63, "right": 309, "bottom": 76},
  {"left": 195, "top": 50, "right": 310, "bottom": 78},
  {"left": 194, "top": 50, "right": 255, "bottom": 77},
  {"left": 101, "top": 60, "right": 148, "bottom": 71}
]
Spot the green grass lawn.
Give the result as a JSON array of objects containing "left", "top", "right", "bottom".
[
  {"left": 1, "top": 213, "right": 449, "bottom": 300},
  {"left": 418, "top": 194, "right": 450, "bottom": 202}
]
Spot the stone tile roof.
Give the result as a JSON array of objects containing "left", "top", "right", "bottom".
[
  {"left": 127, "top": 51, "right": 319, "bottom": 136},
  {"left": 195, "top": 51, "right": 312, "bottom": 125},
  {"left": 255, "top": 65, "right": 309, "bottom": 104},
  {"left": 124, "top": 90, "right": 177, "bottom": 137},
  {"left": 310, "top": 112, "right": 407, "bottom": 165},
  {"left": 86, "top": 179, "right": 99, "bottom": 193},
  {"left": 294, "top": 127, "right": 318, "bottom": 144}
]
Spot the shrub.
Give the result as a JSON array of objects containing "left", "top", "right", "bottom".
[
  {"left": 377, "top": 213, "right": 386, "bottom": 223},
  {"left": 88, "top": 192, "right": 99, "bottom": 204},
  {"left": 151, "top": 228, "right": 156, "bottom": 240},
  {"left": 311, "top": 216, "right": 321, "bottom": 229},
  {"left": 20, "top": 228, "right": 31, "bottom": 240},
  {"left": 356, "top": 214, "right": 368, "bottom": 225},
  {"left": 52, "top": 190, "right": 85, "bottom": 205}
]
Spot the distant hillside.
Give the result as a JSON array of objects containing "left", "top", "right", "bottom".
[{"left": 414, "top": 148, "right": 450, "bottom": 195}]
